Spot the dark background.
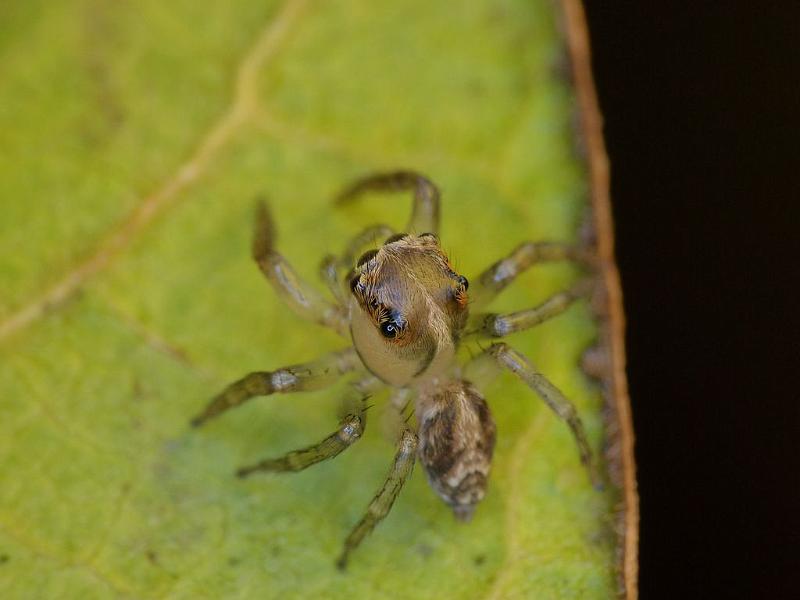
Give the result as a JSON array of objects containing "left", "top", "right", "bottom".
[{"left": 583, "top": 3, "right": 799, "bottom": 598}]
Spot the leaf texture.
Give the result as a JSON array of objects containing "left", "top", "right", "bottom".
[{"left": 0, "top": 1, "right": 627, "bottom": 597}]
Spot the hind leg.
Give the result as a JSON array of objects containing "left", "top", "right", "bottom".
[{"left": 336, "top": 428, "right": 418, "bottom": 569}]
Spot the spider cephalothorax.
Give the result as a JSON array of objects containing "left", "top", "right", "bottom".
[
  {"left": 191, "top": 170, "right": 598, "bottom": 568},
  {"left": 349, "top": 232, "right": 468, "bottom": 386},
  {"left": 348, "top": 233, "right": 492, "bottom": 520}
]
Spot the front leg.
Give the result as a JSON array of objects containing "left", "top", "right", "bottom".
[
  {"left": 337, "top": 223, "right": 396, "bottom": 269},
  {"left": 190, "top": 348, "right": 362, "bottom": 427},
  {"left": 466, "top": 343, "right": 600, "bottom": 488},
  {"left": 334, "top": 170, "right": 440, "bottom": 235},
  {"left": 336, "top": 428, "right": 418, "bottom": 569},
  {"left": 318, "top": 223, "right": 395, "bottom": 304},
  {"left": 252, "top": 201, "right": 348, "bottom": 335}
]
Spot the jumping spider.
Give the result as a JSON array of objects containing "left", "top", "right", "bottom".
[{"left": 191, "top": 171, "right": 599, "bottom": 568}]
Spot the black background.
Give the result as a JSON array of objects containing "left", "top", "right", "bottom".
[{"left": 583, "top": 3, "right": 799, "bottom": 598}]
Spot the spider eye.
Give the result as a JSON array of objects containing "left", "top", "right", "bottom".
[
  {"left": 379, "top": 321, "right": 399, "bottom": 339},
  {"left": 457, "top": 275, "right": 469, "bottom": 290},
  {"left": 356, "top": 249, "right": 379, "bottom": 268},
  {"left": 383, "top": 233, "right": 408, "bottom": 245}
]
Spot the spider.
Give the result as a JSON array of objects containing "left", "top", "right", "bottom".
[{"left": 191, "top": 171, "right": 599, "bottom": 569}]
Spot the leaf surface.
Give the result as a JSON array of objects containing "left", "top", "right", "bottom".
[{"left": 0, "top": 1, "right": 627, "bottom": 597}]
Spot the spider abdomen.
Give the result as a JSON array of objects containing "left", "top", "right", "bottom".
[{"left": 416, "top": 380, "right": 497, "bottom": 521}]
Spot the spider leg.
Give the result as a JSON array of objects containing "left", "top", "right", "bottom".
[
  {"left": 336, "top": 427, "right": 418, "bottom": 570},
  {"left": 467, "top": 280, "right": 593, "bottom": 339},
  {"left": 465, "top": 343, "right": 600, "bottom": 488},
  {"left": 469, "top": 241, "right": 594, "bottom": 310},
  {"left": 235, "top": 376, "right": 383, "bottom": 475},
  {"left": 319, "top": 224, "right": 395, "bottom": 304},
  {"left": 387, "top": 386, "right": 413, "bottom": 412},
  {"left": 338, "top": 223, "right": 396, "bottom": 268},
  {"left": 334, "top": 170, "right": 440, "bottom": 235},
  {"left": 237, "top": 411, "right": 366, "bottom": 477},
  {"left": 252, "top": 200, "right": 348, "bottom": 335},
  {"left": 190, "top": 348, "right": 362, "bottom": 427},
  {"left": 318, "top": 254, "right": 346, "bottom": 305}
]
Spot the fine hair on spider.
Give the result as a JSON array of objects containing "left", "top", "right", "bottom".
[{"left": 191, "top": 170, "right": 600, "bottom": 569}]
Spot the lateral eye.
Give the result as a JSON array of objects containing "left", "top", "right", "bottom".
[
  {"left": 383, "top": 233, "right": 408, "bottom": 245},
  {"left": 356, "top": 249, "right": 379, "bottom": 268},
  {"left": 457, "top": 275, "right": 469, "bottom": 290},
  {"left": 349, "top": 273, "right": 369, "bottom": 297}
]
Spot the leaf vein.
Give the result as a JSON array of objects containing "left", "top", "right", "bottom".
[{"left": 0, "top": 0, "right": 309, "bottom": 345}]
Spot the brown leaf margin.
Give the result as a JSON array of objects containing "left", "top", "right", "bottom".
[{"left": 557, "top": 0, "right": 640, "bottom": 597}]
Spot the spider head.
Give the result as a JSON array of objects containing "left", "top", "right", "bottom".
[{"left": 348, "top": 233, "right": 469, "bottom": 386}]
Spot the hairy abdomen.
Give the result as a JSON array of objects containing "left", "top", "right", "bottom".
[{"left": 416, "top": 380, "right": 496, "bottom": 521}]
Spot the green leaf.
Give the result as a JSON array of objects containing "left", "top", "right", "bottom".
[{"left": 0, "top": 1, "right": 631, "bottom": 597}]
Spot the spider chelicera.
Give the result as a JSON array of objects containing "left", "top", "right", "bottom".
[{"left": 191, "top": 170, "right": 599, "bottom": 568}]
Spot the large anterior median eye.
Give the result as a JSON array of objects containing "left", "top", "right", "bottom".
[{"left": 379, "top": 320, "right": 400, "bottom": 339}]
